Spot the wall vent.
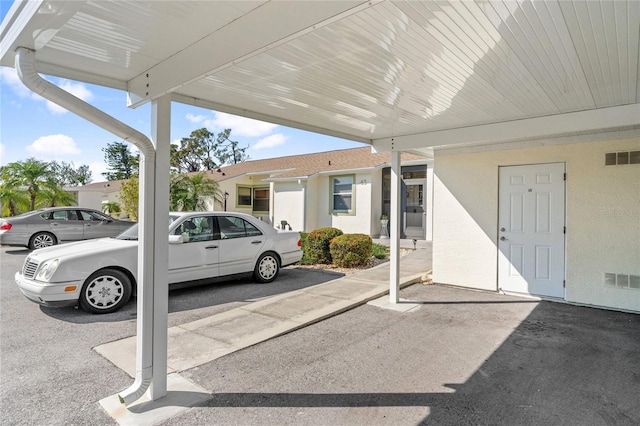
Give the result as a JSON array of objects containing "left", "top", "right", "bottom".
[
  {"left": 604, "top": 273, "right": 640, "bottom": 289},
  {"left": 605, "top": 151, "right": 640, "bottom": 166}
]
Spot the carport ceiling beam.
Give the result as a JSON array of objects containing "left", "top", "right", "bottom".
[
  {"left": 127, "top": 0, "right": 378, "bottom": 108},
  {"left": 373, "top": 104, "right": 640, "bottom": 152}
]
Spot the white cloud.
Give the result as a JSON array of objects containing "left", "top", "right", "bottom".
[
  {"left": 46, "top": 80, "right": 94, "bottom": 114},
  {"left": 253, "top": 133, "right": 287, "bottom": 150},
  {"left": 206, "top": 112, "right": 278, "bottom": 137},
  {"left": 0, "top": 68, "right": 94, "bottom": 114},
  {"left": 26, "top": 134, "right": 81, "bottom": 159},
  {"left": 0, "top": 66, "right": 33, "bottom": 98},
  {"left": 186, "top": 113, "right": 206, "bottom": 123}
]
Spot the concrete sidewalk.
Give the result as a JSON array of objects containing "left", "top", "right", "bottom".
[{"left": 98, "top": 243, "right": 432, "bottom": 424}]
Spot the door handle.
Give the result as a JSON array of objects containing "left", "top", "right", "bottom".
[
  {"left": 251, "top": 240, "right": 263, "bottom": 245},
  {"left": 205, "top": 245, "right": 219, "bottom": 249},
  {"left": 500, "top": 236, "right": 507, "bottom": 241}
]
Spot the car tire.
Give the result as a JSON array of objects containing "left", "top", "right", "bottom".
[
  {"left": 79, "top": 268, "right": 132, "bottom": 314},
  {"left": 254, "top": 252, "right": 280, "bottom": 283},
  {"left": 28, "top": 232, "right": 57, "bottom": 250}
]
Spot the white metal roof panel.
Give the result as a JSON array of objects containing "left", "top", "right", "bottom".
[{"left": 1, "top": 0, "right": 638, "bottom": 150}]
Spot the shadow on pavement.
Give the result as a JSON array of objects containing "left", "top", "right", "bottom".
[
  {"left": 39, "top": 267, "right": 344, "bottom": 324},
  {"left": 172, "top": 286, "right": 640, "bottom": 425}
]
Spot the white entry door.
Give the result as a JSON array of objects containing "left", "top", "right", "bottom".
[{"left": 498, "top": 163, "right": 565, "bottom": 298}]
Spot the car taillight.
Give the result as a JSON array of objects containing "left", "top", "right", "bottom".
[
  {"left": 0, "top": 222, "right": 11, "bottom": 231},
  {"left": 297, "top": 239, "right": 302, "bottom": 247}
]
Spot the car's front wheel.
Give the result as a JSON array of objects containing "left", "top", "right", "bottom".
[
  {"left": 79, "top": 268, "right": 132, "bottom": 314},
  {"left": 28, "top": 232, "right": 57, "bottom": 250},
  {"left": 254, "top": 252, "right": 280, "bottom": 283}
]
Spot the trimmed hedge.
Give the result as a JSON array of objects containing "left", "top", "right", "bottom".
[
  {"left": 329, "top": 233, "right": 373, "bottom": 268},
  {"left": 302, "top": 227, "right": 343, "bottom": 264}
]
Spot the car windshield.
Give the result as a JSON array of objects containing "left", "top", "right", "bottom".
[{"left": 115, "top": 215, "right": 180, "bottom": 240}]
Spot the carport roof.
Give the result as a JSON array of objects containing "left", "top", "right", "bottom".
[{"left": 1, "top": 0, "right": 639, "bottom": 155}]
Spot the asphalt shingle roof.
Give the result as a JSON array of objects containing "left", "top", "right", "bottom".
[{"left": 203, "top": 147, "right": 427, "bottom": 182}]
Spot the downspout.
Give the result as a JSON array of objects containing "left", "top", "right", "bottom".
[{"left": 15, "top": 47, "right": 156, "bottom": 405}]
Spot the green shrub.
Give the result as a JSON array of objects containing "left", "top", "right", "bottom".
[
  {"left": 303, "top": 227, "right": 343, "bottom": 264},
  {"left": 298, "top": 232, "right": 315, "bottom": 265},
  {"left": 371, "top": 243, "right": 389, "bottom": 259},
  {"left": 329, "top": 233, "right": 373, "bottom": 268}
]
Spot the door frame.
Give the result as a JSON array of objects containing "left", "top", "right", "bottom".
[
  {"left": 497, "top": 162, "right": 567, "bottom": 299},
  {"left": 402, "top": 178, "right": 426, "bottom": 239}
]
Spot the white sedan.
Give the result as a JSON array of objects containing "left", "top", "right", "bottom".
[{"left": 15, "top": 212, "right": 303, "bottom": 314}]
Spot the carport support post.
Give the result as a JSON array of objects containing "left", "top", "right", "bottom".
[
  {"left": 389, "top": 150, "right": 401, "bottom": 303},
  {"left": 149, "top": 95, "right": 171, "bottom": 400},
  {"left": 133, "top": 95, "right": 170, "bottom": 403}
]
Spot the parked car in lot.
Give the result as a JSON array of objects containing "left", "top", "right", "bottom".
[
  {"left": 15, "top": 211, "right": 303, "bottom": 314},
  {"left": 0, "top": 207, "right": 134, "bottom": 249}
]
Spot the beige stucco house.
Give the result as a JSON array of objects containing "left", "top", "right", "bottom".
[
  {"left": 205, "top": 147, "right": 430, "bottom": 239},
  {"left": 433, "top": 135, "right": 639, "bottom": 313},
  {"left": 72, "top": 147, "right": 432, "bottom": 239}
]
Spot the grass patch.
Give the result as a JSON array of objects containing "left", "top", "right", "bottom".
[{"left": 372, "top": 243, "right": 389, "bottom": 259}]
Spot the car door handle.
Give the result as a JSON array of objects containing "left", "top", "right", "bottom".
[
  {"left": 251, "top": 240, "right": 263, "bottom": 245},
  {"left": 205, "top": 245, "right": 219, "bottom": 249}
]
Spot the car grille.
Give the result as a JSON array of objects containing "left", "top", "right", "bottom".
[{"left": 22, "top": 258, "right": 39, "bottom": 279}]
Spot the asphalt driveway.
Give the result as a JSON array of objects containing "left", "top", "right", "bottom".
[
  {"left": 160, "top": 284, "right": 640, "bottom": 426},
  {"left": 2, "top": 243, "right": 639, "bottom": 425}
]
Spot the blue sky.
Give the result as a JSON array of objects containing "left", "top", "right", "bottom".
[{"left": 0, "top": 0, "right": 363, "bottom": 183}]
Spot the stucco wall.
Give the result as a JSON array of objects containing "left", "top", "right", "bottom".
[
  {"left": 433, "top": 136, "right": 640, "bottom": 312},
  {"left": 76, "top": 190, "right": 103, "bottom": 210},
  {"left": 309, "top": 172, "right": 376, "bottom": 235},
  {"left": 273, "top": 182, "right": 304, "bottom": 231}
]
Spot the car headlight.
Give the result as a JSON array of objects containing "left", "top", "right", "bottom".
[{"left": 35, "top": 259, "right": 59, "bottom": 281}]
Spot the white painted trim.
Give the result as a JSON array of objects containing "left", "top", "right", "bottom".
[
  {"left": 389, "top": 151, "right": 401, "bottom": 303},
  {"left": 434, "top": 128, "right": 640, "bottom": 156},
  {"left": 372, "top": 105, "right": 640, "bottom": 151}
]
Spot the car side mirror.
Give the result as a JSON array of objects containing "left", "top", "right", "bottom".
[{"left": 168, "top": 234, "right": 183, "bottom": 244}]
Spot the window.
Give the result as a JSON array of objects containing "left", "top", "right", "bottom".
[
  {"left": 41, "top": 210, "right": 74, "bottom": 221},
  {"left": 331, "top": 175, "right": 354, "bottom": 214},
  {"left": 79, "top": 210, "right": 110, "bottom": 221},
  {"left": 174, "top": 216, "right": 214, "bottom": 243},
  {"left": 253, "top": 188, "right": 269, "bottom": 212},
  {"left": 217, "top": 216, "right": 263, "bottom": 239},
  {"left": 237, "top": 187, "right": 252, "bottom": 207}
]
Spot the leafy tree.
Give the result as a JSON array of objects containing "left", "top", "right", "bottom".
[
  {"left": 217, "top": 129, "right": 250, "bottom": 165},
  {"left": 102, "top": 141, "right": 139, "bottom": 181},
  {"left": 169, "top": 172, "right": 221, "bottom": 211},
  {"left": 50, "top": 161, "right": 92, "bottom": 186},
  {"left": 170, "top": 128, "right": 249, "bottom": 172},
  {"left": 118, "top": 176, "right": 139, "bottom": 221}
]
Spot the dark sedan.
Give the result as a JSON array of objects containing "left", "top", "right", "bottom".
[{"left": 0, "top": 207, "right": 134, "bottom": 249}]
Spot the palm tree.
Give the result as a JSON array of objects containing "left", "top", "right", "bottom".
[
  {"left": 0, "top": 187, "right": 29, "bottom": 217},
  {"left": 169, "top": 172, "right": 221, "bottom": 211},
  {"left": 6, "top": 158, "right": 52, "bottom": 211},
  {"left": 0, "top": 174, "right": 30, "bottom": 217},
  {"left": 35, "top": 180, "right": 77, "bottom": 208},
  {"left": 102, "top": 201, "right": 122, "bottom": 217}
]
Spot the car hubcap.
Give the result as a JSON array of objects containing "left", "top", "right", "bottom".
[
  {"left": 33, "top": 235, "right": 54, "bottom": 248},
  {"left": 259, "top": 256, "right": 277, "bottom": 280},
  {"left": 85, "top": 276, "right": 123, "bottom": 309}
]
